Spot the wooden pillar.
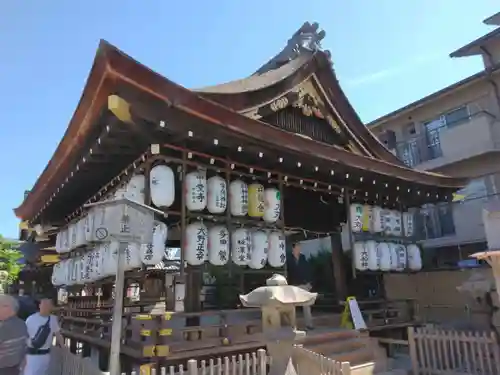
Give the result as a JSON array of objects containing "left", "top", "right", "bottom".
[{"left": 330, "top": 233, "right": 347, "bottom": 301}]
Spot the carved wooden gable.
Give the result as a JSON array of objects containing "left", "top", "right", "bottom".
[{"left": 242, "top": 79, "right": 368, "bottom": 156}]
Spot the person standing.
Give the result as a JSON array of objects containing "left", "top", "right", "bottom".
[
  {"left": 0, "top": 295, "right": 28, "bottom": 375},
  {"left": 286, "top": 242, "right": 314, "bottom": 329},
  {"left": 24, "top": 298, "right": 64, "bottom": 375}
]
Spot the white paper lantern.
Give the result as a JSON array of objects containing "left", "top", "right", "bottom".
[
  {"left": 208, "top": 226, "right": 230, "bottom": 266},
  {"left": 207, "top": 176, "right": 227, "bottom": 214},
  {"left": 93, "top": 247, "right": 105, "bottom": 281},
  {"left": 185, "top": 170, "right": 207, "bottom": 212},
  {"left": 388, "top": 243, "right": 399, "bottom": 270},
  {"left": 75, "top": 219, "right": 86, "bottom": 248},
  {"left": 268, "top": 231, "right": 286, "bottom": 268},
  {"left": 84, "top": 212, "right": 94, "bottom": 244},
  {"left": 382, "top": 209, "right": 393, "bottom": 235},
  {"left": 403, "top": 212, "right": 415, "bottom": 237},
  {"left": 64, "top": 259, "right": 72, "bottom": 286},
  {"left": 231, "top": 228, "right": 251, "bottom": 266},
  {"left": 68, "top": 223, "right": 77, "bottom": 251},
  {"left": 141, "top": 222, "right": 168, "bottom": 265},
  {"left": 126, "top": 174, "right": 146, "bottom": 204},
  {"left": 377, "top": 242, "right": 391, "bottom": 271},
  {"left": 263, "top": 188, "right": 281, "bottom": 223},
  {"left": 185, "top": 222, "right": 208, "bottom": 266},
  {"left": 74, "top": 257, "right": 82, "bottom": 285},
  {"left": 52, "top": 263, "right": 61, "bottom": 286},
  {"left": 365, "top": 240, "right": 379, "bottom": 271},
  {"left": 372, "top": 206, "right": 385, "bottom": 233},
  {"left": 82, "top": 253, "right": 93, "bottom": 283},
  {"left": 248, "top": 183, "right": 265, "bottom": 218},
  {"left": 350, "top": 204, "right": 363, "bottom": 233},
  {"left": 392, "top": 211, "right": 402, "bottom": 237},
  {"left": 361, "top": 205, "right": 373, "bottom": 232},
  {"left": 229, "top": 180, "right": 248, "bottom": 217},
  {"left": 55, "top": 230, "right": 65, "bottom": 254},
  {"left": 354, "top": 242, "right": 369, "bottom": 271},
  {"left": 395, "top": 244, "right": 407, "bottom": 271},
  {"left": 102, "top": 241, "right": 119, "bottom": 277},
  {"left": 124, "top": 242, "right": 142, "bottom": 271},
  {"left": 150, "top": 164, "right": 175, "bottom": 208},
  {"left": 249, "top": 231, "right": 269, "bottom": 269},
  {"left": 407, "top": 244, "right": 422, "bottom": 271},
  {"left": 67, "top": 258, "right": 77, "bottom": 285}
]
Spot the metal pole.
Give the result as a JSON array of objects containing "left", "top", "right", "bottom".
[{"left": 108, "top": 241, "right": 127, "bottom": 375}]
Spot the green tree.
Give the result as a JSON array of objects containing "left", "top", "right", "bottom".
[{"left": 0, "top": 236, "right": 23, "bottom": 284}]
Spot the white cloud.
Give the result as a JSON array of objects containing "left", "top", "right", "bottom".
[{"left": 344, "top": 51, "right": 445, "bottom": 87}]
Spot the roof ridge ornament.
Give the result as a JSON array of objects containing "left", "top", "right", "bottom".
[{"left": 254, "top": 22, "right": 330, "bottom": 75}]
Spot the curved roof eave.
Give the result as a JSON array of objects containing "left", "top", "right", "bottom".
[
  {"left": 195, "top": 54, "right": 312, "bottom": 94},
  {"left": 14, "top": 41, "right": 467, "bottom": 221}
]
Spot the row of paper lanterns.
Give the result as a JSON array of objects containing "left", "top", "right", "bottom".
[
  {"left": 349, "top": 204, "right": 414, "bottom": 237},
  {"left": 55, "top": 166, "right": 282, "bottom": 254},
  {"left": 353, "top": 241, "right": 422, "bottom": 272},
  {"left": 51, "top": 221, "right": 287, "bottom": 286},
  {"left": 152, "top": 165, "right": 281, "bottom": 221},
  {"left": 185, "top": 222, "right": 286, "bottom": 268}
]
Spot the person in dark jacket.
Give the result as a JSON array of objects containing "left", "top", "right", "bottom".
[
  {"left": 0, "top": 295, "right": 28, "bottom": 375},
  {"left": 286, "top": 242, "right": 314, "bottom": 329}
]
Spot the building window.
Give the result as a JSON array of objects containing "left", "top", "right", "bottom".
[
  {"left": 417, "top": 203, "right": 455, "bottom": 239},
  {"left": 444, "top": 106, "right": 470, "bottom": 127}
]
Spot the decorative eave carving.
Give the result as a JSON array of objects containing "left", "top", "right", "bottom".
[{"left": 241, "top": 78, "right": 364, "bottom": 155}]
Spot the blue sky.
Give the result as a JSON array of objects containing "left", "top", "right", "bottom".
[{"left": 0, "top": 0, "right": 498, "bottom": 238}]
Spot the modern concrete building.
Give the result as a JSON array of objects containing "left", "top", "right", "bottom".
[{"left": 369, "top": 12, "right": 500, "bottom": 267}]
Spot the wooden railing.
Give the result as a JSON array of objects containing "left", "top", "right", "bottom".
[
  {"left": 48, "top": 346, "right": 103, "bottom": 375},
  {"left": 47, "top": 345, "right": 353, "bottom": 375},
  {"left": 292, "top": 345, "right": 351, "bottom": 375},
  {"left": 408, "top": 326, "right": 500, "bottom": 375}
]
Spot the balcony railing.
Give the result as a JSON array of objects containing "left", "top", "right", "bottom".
[
  {"left": 396, "top": 135, "right": 442, "bottom": 168},
  {"left": 394, "top": 110, "right": 493, "bottom": 168}
]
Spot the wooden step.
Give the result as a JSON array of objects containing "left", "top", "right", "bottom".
[
  {"left": 302, "top": 329, "right": 360, "bottom": 346},
  {"left": 351, "top": 362, "right": 407, "bottom": 375},
  {"left": 306, "top": 337, "right": 367, "bottom": 357}
]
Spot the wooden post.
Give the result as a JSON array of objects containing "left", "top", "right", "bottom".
[
  {"left": 108, "top": 242, "right": 127, "bottom": 375},
  {"left": 257, "top": 348, "right": 267, "bottom": 375},
  {"left": 330, "top": 233, "right": 347, "bottom": 301},
  {"left": 408, "top": 326, "right": 419, "bottom": 375}
]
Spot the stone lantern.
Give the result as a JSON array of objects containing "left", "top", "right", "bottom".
[{"left": 239, "top": 274, "right": 317, "bottom": 375}]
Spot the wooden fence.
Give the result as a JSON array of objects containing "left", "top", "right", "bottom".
[
  {"left": 47, "top": 345, "right": 351, "bottom": 375},
  {"left": 408, "top": 326, "right": 500, "bottom": 374}
]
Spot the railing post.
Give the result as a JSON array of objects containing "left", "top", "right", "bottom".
[
  {"left": 341, "top": 361, "right": 351, "bottom": 375},
  {"left": 257, "top": 349, "right": 267, "bottom": 375},
  {"left": 187, "top": 359, "right": 198, "bottom": 375},
  {"left": 408, "top": 326, "right": 419, "bottom": 375}
]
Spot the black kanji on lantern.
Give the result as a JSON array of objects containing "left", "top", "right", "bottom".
[
  {"left": 218, "top": 250, "right": 227, "bottom": 262},
  {"left": 219, "top": 229, "right": 228, "bottom": 245},
  {"left": 361, "top": 251, "right": 369, "bottom": 268}
]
